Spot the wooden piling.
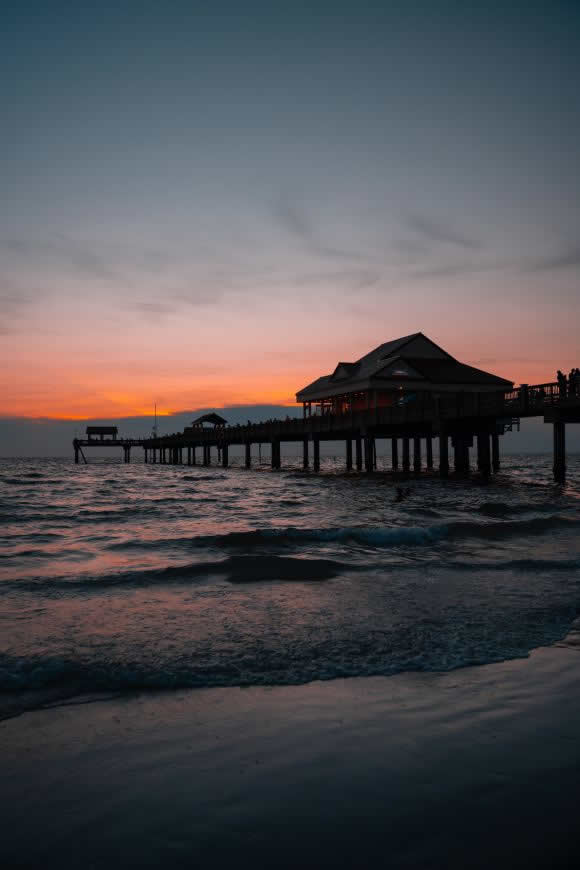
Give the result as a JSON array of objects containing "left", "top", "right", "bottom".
[
  {"left": 391, "top": 438, "right": 398, "bottom": 471},
  {"left": 553, "top": 422, "right": 566, "bottom": 482},
  {"left": 346, "top": 439, "right": 352, "bottom": 471},
  {"left": 491, "top": 433, "right": 500, "bottom": 472},
  {"left": 413, "top": 437, "right": 421, "bottom": 473},
  {"left": 426, "top": 435, "right": 433, "bottom": 470},
  {"left": 439, "top": 432, "right": 449, "bottom": 477},
  {"left": 402, "top": 437, "right": 410, "bottom": 472},
  {"left": 355, "top": 437, "right": 362, "bottom": 471},
  {"left": 477, "top": 432, "right": 491, "bottom": 477}
]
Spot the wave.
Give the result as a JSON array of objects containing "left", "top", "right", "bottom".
[
  {"left": 2, "top": 606, "right": 578, "bottom": 703},
  {"left": 190, "top": 514, "right": 580, "bottom": 551},
  {"left": 0, "top": 554, "right": 345, "bottom": 594}
]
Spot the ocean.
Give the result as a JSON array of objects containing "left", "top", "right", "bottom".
[{"left": 1, "top": 454, "right": 579, "bottom": 717}]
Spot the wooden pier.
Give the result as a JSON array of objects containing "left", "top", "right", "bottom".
[{"left": 73, "top": 381, "right": 580, "bottom": 482}]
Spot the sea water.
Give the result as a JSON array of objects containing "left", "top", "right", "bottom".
[{"left": 1, "top": 454, "right": 579, "bottom": 715}]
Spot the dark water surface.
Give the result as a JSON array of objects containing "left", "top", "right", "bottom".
[{"left": 1, "top": 454, "right": 579, "bottom": 714}]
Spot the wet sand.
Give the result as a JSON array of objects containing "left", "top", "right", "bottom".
[{"left": 2, "top": 633, "right": 580, "bottom": 869}]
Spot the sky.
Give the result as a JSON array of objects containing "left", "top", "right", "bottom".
[{"left": 1, "top": 1, "right": 580, "bottom": 445}]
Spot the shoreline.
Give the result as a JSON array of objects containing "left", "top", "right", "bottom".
[{"left": 2, "top": 628, "right": 580, "bottom": 868}]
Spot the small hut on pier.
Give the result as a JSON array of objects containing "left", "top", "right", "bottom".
[
  {"left": 86, "top": 426, "right": 118, "bottom": 441},
  {"left": 190, "top": 413, "right": 228, "bottom": 428},
  {"left": 296, "top": 333, "right": 513, "bottom": 416}
]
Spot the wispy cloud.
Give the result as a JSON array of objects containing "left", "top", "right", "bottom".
[
  {"left": 274, "top": 200, "right": 365, "bottom": 263},
  {"left": 0, "top": 291, "right": 32, "bottom": 334},
  {"left": 0, "top": 236, "right": 122, "bottom": 283},
  {"left": 407, "top": 215, "right": 482, "bottom": 251},
  {"left": 526, "top": 245, "right": 580, "bottom": 273}
]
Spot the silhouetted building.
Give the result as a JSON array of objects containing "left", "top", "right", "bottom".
[
  {"left": 86, "top": 426, "right": 118, "bottom": 441},
  {"left": 296, "top": 333, "right": 513, "bottom": 415}
]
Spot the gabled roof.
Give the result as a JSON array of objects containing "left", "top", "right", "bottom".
[{"left": 296, "top": 333, "right": 513, "bottom": 401}]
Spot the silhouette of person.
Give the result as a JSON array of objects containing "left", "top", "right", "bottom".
[{"left": 557, "top": 370, "right": 567, "bottom": 398}]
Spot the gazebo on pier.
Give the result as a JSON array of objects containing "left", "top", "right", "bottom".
[{"left": 296, "top": 333, "right": 513, "bottom": 416}]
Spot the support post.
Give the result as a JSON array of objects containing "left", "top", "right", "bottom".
[
  {"left": 346, "top": 439, "right": 352, "bottom": 471},
  {"left": 453, "top": 436, "right": 470, "bottom": 474},
  {"left": 402, "top": 437, "right": 410, "bottom": 473},
  {"left": 553, "top": 421, "right": 566, "bottom": 482},
  {"left": 245, "top": 442, "right": 251, "bottom": 469},
  {"left": 271, "top": 440, "right": 281, "bottom": 470},
  {"left": 222, "top": 443, "right": 229, "bottom": 468},
  {"left": 74, "top": 443, "right": 79, "bottom": 464},
  {"left": 203, "top": 445, "right": 210, "bottom": 466},
  {"left": 144, "top": 448, "right": 148, "bottom": 464},
  {"left": 313, "top": 438, "right": 320, "bottom": 472},
  {"left": 391, "top": 438, "right": 398, "bottom": 471},
  {"left": 491, "top": 433, "right": 500, "bottom": 472},
  {"left": 303, "top": 438, "right": 309, "bottom": 470},
  {"left": 355, "top": 437, "right": 363, "bottom": 471},
  {"left": 439, "top": 431, "right": 449, "bottom": 478},
  {"left": 192, "top": 447, "right": 197, "bottom": 466},
  {"left": 426, "top": 435, "right": 433, "bottom": 470},
  {"left": 477, "top": 433, "right": 491, "bottom": 478},
  {"left": 187, "top": 447, "right": 191, "bottom": 466},
  {"left": 364, "top": 437, "right": 374, "bottom": 473},
  {"left": 413, "top": 437, "right": 421, "bottom": 473}
]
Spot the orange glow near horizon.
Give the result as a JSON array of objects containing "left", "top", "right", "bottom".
[
  {"left": 3, "top": 290, "right": 578, "bottom": 421},
  {"left": 0, "top": 358, "right": 569, "bottom": 421}
]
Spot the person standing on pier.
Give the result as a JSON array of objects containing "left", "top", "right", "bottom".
[{"left": 557, "top": 370, "right": 567, "bottom": 398}]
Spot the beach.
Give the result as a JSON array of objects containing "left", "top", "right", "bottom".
[
  {"left": 2, "top": 455, "right": 580, "bottom": 867},
  {"left": 2, "top": 630, "right": 580, "bottom": 869}
]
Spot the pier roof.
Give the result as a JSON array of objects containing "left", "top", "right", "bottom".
[{"left": 296, "top": 333, "right": 513, "bottom": 401}]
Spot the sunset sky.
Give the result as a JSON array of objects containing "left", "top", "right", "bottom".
[{"left": 2, "top": 1, "right": 579, "bottom": 422}]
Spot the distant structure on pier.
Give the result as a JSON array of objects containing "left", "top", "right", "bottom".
[
  {"left": 296, "top": 333, "right": 513, "bottom": 416},
  {"left": 86, "top": 426, "right": 118, "bottom": 441},
  {"left": 190, "top": 413, "right": 228, "bottom": 428}
]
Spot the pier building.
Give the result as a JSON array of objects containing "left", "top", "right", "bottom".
[{"left": 296, "top": 333, "right": 512, "bottom": 417}]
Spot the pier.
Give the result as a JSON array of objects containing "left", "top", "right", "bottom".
[
  {"left": 72, "top": 334, "right": 580, "bottom": 482},
  {"left": 73, "top": 381, "right": 579, "bottom": 482}
]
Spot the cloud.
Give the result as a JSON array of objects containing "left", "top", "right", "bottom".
[
  {"left": 0, "top": 292, "right": 32, "bottom": 334},
  {"left": 0, "top": 236, "right": 122, "bottom": 283},
  {"left": 407, "top": 215, "right": 482, "bottom": 251},
  {"left": 274, "top": 200, "right": 365, "bottom": 262},
  {"left": 526, "top": 246, "right": 580, "bottom": 273}
]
